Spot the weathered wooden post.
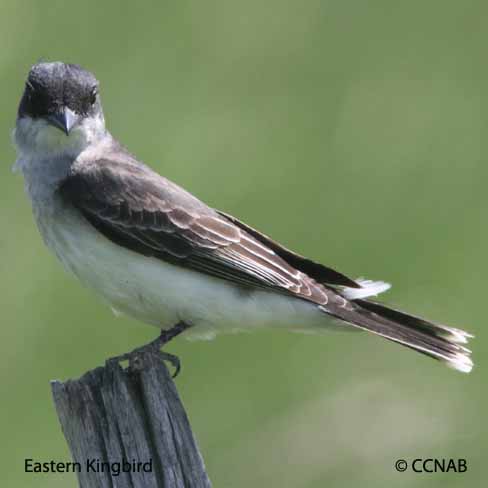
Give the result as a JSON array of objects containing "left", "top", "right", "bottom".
[{"left": 51, "top": 352, "right": 211, "bottom": 488}]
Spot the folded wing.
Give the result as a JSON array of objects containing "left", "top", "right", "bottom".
[{"left": 60, "top": 154, "right": 341, "bottom": 305}]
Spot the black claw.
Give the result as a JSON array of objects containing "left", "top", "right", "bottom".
[
  {"left": 109, "top": 321, "right": 190, "bottom": 376},
  {"left": 109, "top": 348, "right": 182, "bottom": 377},
  {"left": 160, "top": 351, "right": 181, "bottom": 378}
]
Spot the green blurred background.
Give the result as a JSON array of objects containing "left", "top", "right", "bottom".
[{"left": 0, "top": 1, "right": 486, "bottom": 486}]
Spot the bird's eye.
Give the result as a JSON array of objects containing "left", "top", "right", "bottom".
[
  {"left": 25, "top": 80, "right": 35, "bottom": 97},
  {"left": 89, "top": 87, "right": 98, "bottom": 105}
]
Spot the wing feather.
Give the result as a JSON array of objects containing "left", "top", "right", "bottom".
[
  {"left": 217, "top": 210, "right": 360, "bottom": 289},
  {"left": 60, "top": 155, "right": 332, "bottom": 305}
]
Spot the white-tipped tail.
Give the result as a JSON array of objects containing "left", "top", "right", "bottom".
[
  {"left": 341, "top": 298, "right": 475, "bottom": 374},
  {"left": 446, "top": 353, "right": 474, "bottom": 373},
  {"left": 441, "top": 326, "right": 474, "bottom": 345},
  {"left": 342, "top": 279, "right": 391, "bottom": 300}
]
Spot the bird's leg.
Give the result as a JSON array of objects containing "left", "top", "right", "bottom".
[{"left": 111, "top": 321, "right": 191, "bottom": 377}]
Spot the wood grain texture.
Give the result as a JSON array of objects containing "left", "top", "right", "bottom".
[{"left": 51, "top": 354, "right": 211, "bottom": 488}]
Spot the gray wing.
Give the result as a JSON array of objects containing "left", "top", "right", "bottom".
[{"left": 59, "top": 153, "right": 357, "bottom": 306}]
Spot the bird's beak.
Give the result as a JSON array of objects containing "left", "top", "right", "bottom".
[{"left": 46, "top": 107, "right": 80, "bottom": 135}]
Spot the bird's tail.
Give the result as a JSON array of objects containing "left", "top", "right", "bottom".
[{"left": 324, "top": 299, "right": 473, "bottom": 373}]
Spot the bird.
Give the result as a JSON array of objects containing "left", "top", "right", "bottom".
[{"left": 13, "top": 61, "right": 473, "bottom": 375}]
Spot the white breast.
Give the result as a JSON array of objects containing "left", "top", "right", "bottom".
[
  {"left": 14, "top": 120, "right": 334, "bottom": 339},
  {"left": 35, "top": 196, "right": 328, "bottom": 339}
]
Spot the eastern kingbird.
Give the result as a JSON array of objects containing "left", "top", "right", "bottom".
[{"left": 13, "top": 61, "right": 473, "bottom": 373}]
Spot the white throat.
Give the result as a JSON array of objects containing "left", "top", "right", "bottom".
[{"left": 13, "top": 113, "right": 107, "bottom": 204}]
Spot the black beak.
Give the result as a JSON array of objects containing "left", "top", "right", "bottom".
[{"left": 46, "top": 107, "right": 79, "bottom": 135}]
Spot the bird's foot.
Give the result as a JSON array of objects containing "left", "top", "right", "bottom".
[
  {"left": 110, "top": 343, "right": 181, "bottom": 377},
  {"left": 109, "top": 321, "right": 190, "bottom": 377}
]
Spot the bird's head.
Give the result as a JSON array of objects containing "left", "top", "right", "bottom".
[{"left": 15, "top": 61, "right": 106, "bottom": 157}]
